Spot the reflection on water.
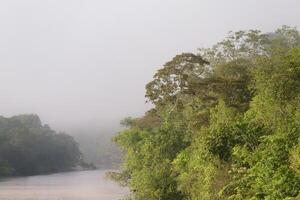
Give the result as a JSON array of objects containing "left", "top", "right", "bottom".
[{"left": 0, "top": 170, "right": 129, "bottom": 200}]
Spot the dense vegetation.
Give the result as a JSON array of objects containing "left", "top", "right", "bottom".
[
  {"left": 111, "top": 26, "right": 300, "bottom": 200},
  {"left": 0, "top": 114, "right": 82, "bottom": 176}
]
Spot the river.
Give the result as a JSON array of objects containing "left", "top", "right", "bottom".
[{"left": 0, "top": 170, "right": 129, "bottom": 200}]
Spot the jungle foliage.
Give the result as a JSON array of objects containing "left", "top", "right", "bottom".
[
  {"left": 111, "top": 26, "right": 300, "bottom": 200},
  {"left": 0, "top": 114, "right": 82, "bottom": 176}
]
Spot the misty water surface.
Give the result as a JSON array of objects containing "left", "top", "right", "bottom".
[{"left": 0, "top": 170, "right": 129, "bottom": 200}]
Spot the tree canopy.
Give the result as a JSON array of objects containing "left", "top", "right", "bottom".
[
  {"left": 111, "top": 26, "right": 300, "bottom": 200},
  {"left": 0, "top": 114, "right": 82, "bottom": 176}
]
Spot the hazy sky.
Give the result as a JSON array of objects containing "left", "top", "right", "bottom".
[{"left": 0, "top": 0, "right": 299, "bottom": 132}]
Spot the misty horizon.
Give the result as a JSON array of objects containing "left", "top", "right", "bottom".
[
  {"left": 1, "top": 1, "right": 300, "bottom": 200},
  {"left": 1, "top": 0, "right": 299, "bottom": 133}
]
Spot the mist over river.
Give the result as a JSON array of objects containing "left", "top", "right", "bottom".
[{"left": 0, "top": 170, "right": 129, "bottom": 200}]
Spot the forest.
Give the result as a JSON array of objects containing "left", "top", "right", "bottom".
[
  {"left": 0, "top": 114, "right": 82, "bottom": 176},
  {"left": 110, "top": 26, "right": 300, "bottom": 200}
]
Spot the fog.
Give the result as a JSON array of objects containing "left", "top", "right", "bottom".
[{"left": 0, "top": 0, "right": 299, "bottom": 132}]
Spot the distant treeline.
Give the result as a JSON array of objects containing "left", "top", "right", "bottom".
[
  {"left": 111, "top": 26, "right": 300, "bottom": 200},
  {"left": 74, "top": 132, "right": 122, "bottom": 169},
  {"left": 0, "top": 114, "right": 82, "bottom": 176}
]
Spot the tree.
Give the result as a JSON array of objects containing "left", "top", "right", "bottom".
[
  {"left": 112, "top": 26, "right": 300, "bottom": 200},
  {"left": 0, "top": 114, "right": 82, "bottom": 176}
]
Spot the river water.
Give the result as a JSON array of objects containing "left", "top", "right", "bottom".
[{"left": 0, "top": 170, "right": 129, "bottom": 200}]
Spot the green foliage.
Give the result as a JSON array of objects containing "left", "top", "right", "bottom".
[
  {"left": 0, "top": 114, "right": 82, "bottom": 176},
  {"left": 145, "top": 53, "right": 209, "bottom": 106},
  {"left": 291, "top": 140, "right": 300, "bottom": 177},
  {"left": 114, "top": 122, "right": 189, "bottom": 200},
  {"left": 112, "top": 26, "right": 300, "bottom": 200},
  {"left": 173, "top": 130, "right": 221, "bottom": 200}
]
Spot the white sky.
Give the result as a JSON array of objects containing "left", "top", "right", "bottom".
[{"left": 0, "top": 0, "right": 299, "bottom": 132}]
